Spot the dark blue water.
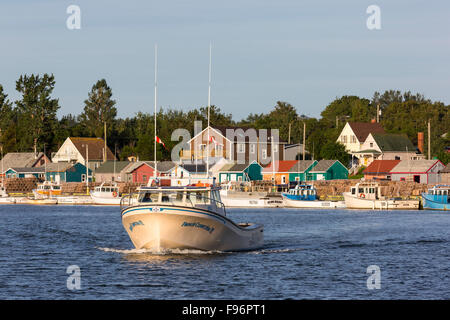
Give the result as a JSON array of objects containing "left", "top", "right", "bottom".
[{"left": 0, "top": 205, "right": 449, "bottom": 299}]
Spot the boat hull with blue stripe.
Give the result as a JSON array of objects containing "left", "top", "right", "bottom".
[
  {"left": 282, "top": 184, "right": 346, "bottom": 209},
  {"left": 421, "top": 185, "right": 450, "bottom": 211},
  {"left": 120, "top": 186, "right": 264, "bottom": 251}
]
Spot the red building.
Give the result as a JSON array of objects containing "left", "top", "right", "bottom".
[{"left": 126, "top": 161, "right": 175, "bottom": 184}]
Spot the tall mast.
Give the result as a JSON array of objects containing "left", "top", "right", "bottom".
[
  {"left": 207, "top": 42, "right": 212, "bottom": 178},
  {"left": 154, "top": 44, "right": 158, "bottom": 179}
]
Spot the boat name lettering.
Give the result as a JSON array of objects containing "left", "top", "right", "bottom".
[
  {"left": 129, "top": 220, "right": 144, "bottom": 232},
  {"left": 181, "top": 222, "right": 215, "bottom": 234}
]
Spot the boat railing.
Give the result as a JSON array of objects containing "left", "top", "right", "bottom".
[{"left": 120, "top": 191, "right": 227, "bottom": 216}]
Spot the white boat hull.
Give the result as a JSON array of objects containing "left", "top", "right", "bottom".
[
  {"left": 121, "top": 204, "right": 264, "bottom": 251},
  {"left": 15, "top": 198, "right": 58, "bottom": 205},
  {"left": 220, "top": 194, "right": 283, "bottom": 208},
  {"left": 343, "top": 192, "right": 419, "bottom": 210},
  {"left": 283, "top": 197, "right": 346, "bottom": 209},
  {"left": 90, "top": 192, "right": 122, "bottom": 205},
  {"left": 0, "top": 197, "right": 16, "bottom": 204}
]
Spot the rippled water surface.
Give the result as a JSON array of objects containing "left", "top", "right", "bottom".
[{"left": 0, "top": 205, "right": 449, "bottom": 299}]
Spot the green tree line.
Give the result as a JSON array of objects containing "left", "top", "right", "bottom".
[{"left": 0, "top": 74, "right": 449, "bottom": 165}]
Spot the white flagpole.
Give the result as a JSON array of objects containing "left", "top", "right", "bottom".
[{"left": 154, "top": 44, "right": 158, "bottom": 180}]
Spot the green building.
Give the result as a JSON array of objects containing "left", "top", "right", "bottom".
[
  {"left": 45, "top": 162, "right": 92, "bottom": 183},
  {"left": 218, "top": 161, "right": 263, "bottom": 183},
  {"left": 307, "top": 160, "right": 348, "bottom": 181},
  {"left": 288, "top": 160, "right": 318, "bottom": 182}
]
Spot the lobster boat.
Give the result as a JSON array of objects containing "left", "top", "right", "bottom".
[
  {"left": 343, "top": 182, "right": 419, "bottom": 210},
  {"left": 282, "top": 184, "right": 346, "bottom": 209},
  {"left": 421, "top": 185, "right": 450, "bottom": 211},
  {"left": 90, "top": 182, "right": 122, "bottom": 205},
  {"left": 120, "top": 182, "right": 264, "bottom": 251}
]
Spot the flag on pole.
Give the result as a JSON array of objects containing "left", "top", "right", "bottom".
[
  {"left": 209, "top": 136, "right": 222, "bottom": 146},
  {"left": 155, "top": 136, "right": 167, "bottom": 149}
]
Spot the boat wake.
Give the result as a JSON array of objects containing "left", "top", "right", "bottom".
[
  {"left": 247, "top": 247, "right": 304, "bottom": 254},
  {"left": 97, "top": 246, "right": 304, "bottom": 256},
  {"left": 97, "top": 247, "right": 226, "bottom": 255}
]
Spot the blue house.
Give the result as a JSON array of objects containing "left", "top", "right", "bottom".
[
  {"left": 5, "top": 167, "right": 45, "bottom": 179},
  {"left": 45, "top": 162, "right": 92, "bottom": 183}
]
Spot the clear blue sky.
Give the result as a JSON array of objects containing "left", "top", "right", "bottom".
[{"left": 0, "top": 0, "right": 449, "bottom": 120}]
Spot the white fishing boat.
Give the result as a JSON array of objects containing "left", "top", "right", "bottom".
[
  {"left": 0, "top": 183, "right": 15, "bottom": 203},
  {"left": 120, "top": 182, "right": 264, "bottom": 251},
  {"left": 343, "top": 182, "right": 419, "bottom": 210},
  {"left": 90, "top": 182, "right": 122, "bottom": 205},
  {"left": 282, "top": 184, "right": 346, "bottom": 209},
  {"left": 220, "top": 182, "right": 283, "bottom": 207}
]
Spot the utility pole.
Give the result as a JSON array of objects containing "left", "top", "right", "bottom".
[
  {"left": 428, "top": 119, "right": 431, "bottom": 160},
  {"left": 288, "top": 122, "right": 292, "bottom": 145},
  {"left": 85, "top": 144, "right": 89, "bottom": 194},
  {"left": 303, "top": 121, "right": 306, "bottom": 161},
  {"left": 104, "top": 121, "right": 107, "bottom": 162}
]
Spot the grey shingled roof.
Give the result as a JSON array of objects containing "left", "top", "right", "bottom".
[
  {"left": 287, "top": 160, "right": 317, "bottom": 173},
  {"left": 390, "top": 160, "right": 443, "bottom": 173},
  {"left": 95, "top": 161, "right": 132, "bottom": 173},
  {"left": 442, "top": 163, "right": 450, "bottom": 173},
  {"left": 1, "top": 152, "right": 45, "bottom": 170},
  {"left": 309, "top": 160, "right": 339, "bottom": 173},
  {"left": 9, "top": 167, "right": 45, "bottom": 173},
  {"left": 45, "top": 162, "right": 76, "bottom": 172}
]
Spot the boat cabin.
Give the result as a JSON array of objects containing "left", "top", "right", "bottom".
[
  {"left": 122, "top": 186, "right": 226, "bottom": 216},
  {"left": 426, "top": 185, "right": 450, "bottom": 201},
  {"left": 286, "top": 184, "right": 317, "bottom": 200},
  {"left": 350, "top": 183, "right": 381, "bottom": 200},
  {"left": 36, "top": 181, "right": 62, "bottom": 194}
]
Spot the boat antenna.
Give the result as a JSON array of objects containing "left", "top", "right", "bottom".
[
  {"left": 206, "top": 42, "right": 212, "bottom": 180},
  {"left": 154, "top": 43, "right": 158, "bottom": 181}
]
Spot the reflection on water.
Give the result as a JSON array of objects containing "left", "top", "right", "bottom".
[{"left": 98, "top": 247, "right": 231, "bottom": 264}]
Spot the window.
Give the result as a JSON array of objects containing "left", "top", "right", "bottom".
[
  {"left": 395, "top": 156, "right": 400, "bottom": 160},
  {"left": 351, "top": 135, "right": 357, "bottom": 143},
  {"left": 237, "top": 143, "right": 245, "bottom": 153},
  {"left": 262, "top": 149, "right": 267, "bottom": 159},
  {"left": 273, "top": 144, "right": 278, "bottom": 153},
  {"left": 341, "top": 135, "right": 347, "bottom": 143},
  {"left": 370, "top": 142, "right": 374, "bottom": 148},
  {"left": 81, "top": 174, "right": 86, "bottom": 182},
  {"left": 143, "top": 175, "right": 147, "bottom": 182},
  {"left": 250, "top": 144, "right": 255, "bottom": 154}
]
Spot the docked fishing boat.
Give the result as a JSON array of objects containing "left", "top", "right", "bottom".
[
  {"left": 90, "top": 182, "right": 122, "bottom": 205},
  {"left": 219, "top": 182, "right": 283, "bottom": 207},
  {"left": 32, "top": 181, "right": 62, "bottom": 199},
  {"left": 343, "top": 182, "right": 419, "bottom": 210},
  {"left": 0, "top": 183, "right": 15, "bottom": 203},
  {"left": 120, "top": 182, "right": 264, "bottom": 251},
  {"left": 282, "top": 184, "right": 346, "bottom": 209},
  {"left": 421, "top": 185, "right": 449, "bottom": 211}
]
